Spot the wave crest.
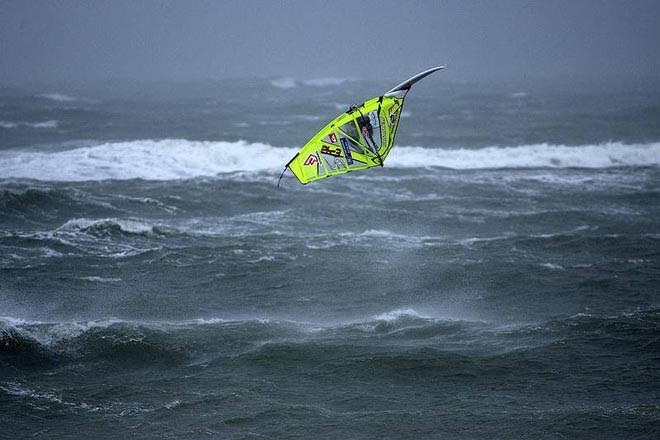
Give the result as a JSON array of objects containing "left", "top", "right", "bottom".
[
  {"left": 56, "top": 218, "right": 167, "bottom": 237},
  {"left": 0, "top": 318, "right": 188, "bottom": 364},
  {"left": 388, "top": 142, "right": 660, "bottom": 169},
  {"left": 0, "top": 120, "right": 58, "bottom": 129},
  {"left": 0, "top": 187, "right": 68, "bottom": 210},
  {"left": 37, "top": 93, "right": 76, "bottom": 102},
  {"left": 1, "top": 140, "right": 659, "bottom": 182},
  {"left": 0, "top": 139, "right": 296, "bottom": 181}
]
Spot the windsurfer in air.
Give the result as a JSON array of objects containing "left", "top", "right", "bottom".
[{"left": 279, "top": 66, "right": 444, "bottom": 186}]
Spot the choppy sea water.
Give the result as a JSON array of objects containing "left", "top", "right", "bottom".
[{"left": 1, "top": 78, "right": 659, "bottom": 439}]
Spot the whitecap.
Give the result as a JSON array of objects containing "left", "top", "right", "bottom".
[
  {"left": 26, "top": 120, "right": 58, "bottom": 128},
  {"left": 38, "top": 93, "right": 76, "bottom": 102},
  {"left": 57, "top": 217, "right": 162, "bottom": 235},
  {"left": 78, "top": 276, "right": 122, "bottom": 283},
  {"left": 270, "top": 78, "right": 297, "bottom": 89},
  {"left": 302, "top": 78, "right": 348, "bottom": 87},
  {"left": 0, "top": 139, "right": 297, "bottom": 181},
  {"left": 0, "top": 121, "right": 18, "bottom": 128},
  {"left": 540, "top": 263, "right": 565, "bottom": 270},
  {"left": 0, "top": 120, "right": 58, "bottom": 129},
  {"left": 371, "top": 308, "right": 429, "bottom": 322},
  {"left": 387, "top": 142, "right": 660, "bottom": 170},
  {"left": 2, "top": 140, "right": 658, "bottom": 183}
]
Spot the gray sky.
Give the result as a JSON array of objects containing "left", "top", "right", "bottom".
[{"left": 1, "top": 0, "right": 659, "bottom": 84}]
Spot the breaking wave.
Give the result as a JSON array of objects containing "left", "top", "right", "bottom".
[
  {"left": 270, "top": 77, "right": 350, "bottom": 88},
  {"left": 0, "top": 187, "right": 69, "bottom": 210},
  {"left": 269, "top": 78, "right": 297, "bottom": 89},
  {"left": 2, "top": 308, "right": 657, "bottom": 366},
  {"left": 56, "top": 217, "right": 169, "bottom": 237},
  {"left": 37, "top": 93, "right": 76, "bottom": 102},
  {"left": 388, "top": 142, "right": 660, "bottom": 169},
  {"left": 301, "top": 78, "right": 349, "bottom": 87},
  {"left": 0, "top": 139, "right": 296, "bottom": 181},
  {"left": 0, "top": 140, "right": 659, "bottom": 182},
  {"left": 0, "top": 120, "right": 58, "bottom": 129}
]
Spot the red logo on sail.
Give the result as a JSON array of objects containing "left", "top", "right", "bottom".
[
  {"left": 329, "top": 132, "right": 337, "bottom": 143},
  {"left": 303, "top": 154, "right": 319, "bottom": 166}
]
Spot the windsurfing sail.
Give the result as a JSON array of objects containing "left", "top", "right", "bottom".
[{"left": 278, "top": 66, "right": 445, "bottom": 186}]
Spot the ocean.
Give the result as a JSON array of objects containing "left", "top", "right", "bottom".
[{"left": 1, "top": 77, "right": 659, "bottom": 439}]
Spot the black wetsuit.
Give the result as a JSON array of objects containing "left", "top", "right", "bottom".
[{"left": 358, "top": 115, "right": 378, "bottom": 153}]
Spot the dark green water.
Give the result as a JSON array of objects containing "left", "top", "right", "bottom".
[{"left": 1, "top": 78, "right": 659, "bottom": 439}]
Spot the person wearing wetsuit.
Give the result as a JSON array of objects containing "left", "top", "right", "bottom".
[{"left": 358, "top": 114, "right": 378, "bottom": 154}]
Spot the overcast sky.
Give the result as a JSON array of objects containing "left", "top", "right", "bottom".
[{"left": 1, "top": 0, "right": 659, "bottom": 84}]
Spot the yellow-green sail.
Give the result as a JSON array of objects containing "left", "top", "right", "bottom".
[{"left": 279, "top": 66, "right": 444, "bottom": 186}]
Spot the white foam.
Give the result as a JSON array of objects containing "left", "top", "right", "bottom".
[
  {"left": 1, "top": 140, "right": 658, "bottom": 182},
  {"left": 271, "top": 77, "right": 350, "bottom": 88},
  {"left": 387, "top": 142, "right": 660, "bottom": 169},
  {"left": 57, "top": 217, "right": 162, "bottom": 235},
  {"left": 0, "top": 382, "right": 99, "bottom": 411},
  {"left": 540, "top": 263, "right": 565, "bottom": 270},
  {"left": 189, "top": 318, "right": 230, "bottom": 325},
  {"left": 372, "top": 308, "right": 429, "bottom": 322},
  {"left": 358, "top": 229, "right": 424, "bottom": 244},
  {"left": 38, "top": 93, "right": 76, "bottom": 102},
  {"left": 0, "top": 139, "right": 297, "bottom": 181},
  {"left": 302, "top": 78, "right": 348, "bottom": 87},
  {"left": 164, "top": 400, "right": 181, "bottom": 410},
  {"left": 113, "top": 194, "right": 177, "bottom": 213},
  {"left": 78, "top": 276, "right": 122, "bottom": 283},
  {"left": 249, "top": 255, "right": 275, "bottom": 263},
  {"left": 0, "top": 318, "right": 120, "bottom": 347},
  {"left": 0, "top": 120, "right": 58, "bottom": 129},
  {"left": 28, "top": 120, "right": 58, "bottom": 128},
  {"left": 293, "top": 114, "right": 323, "bottom": 121},
  {"left": 270, "top": 78, "right": 297, "bottom": 89},
  {"left": 1, "top": 382, "right": 64, "bottom": 404}
]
